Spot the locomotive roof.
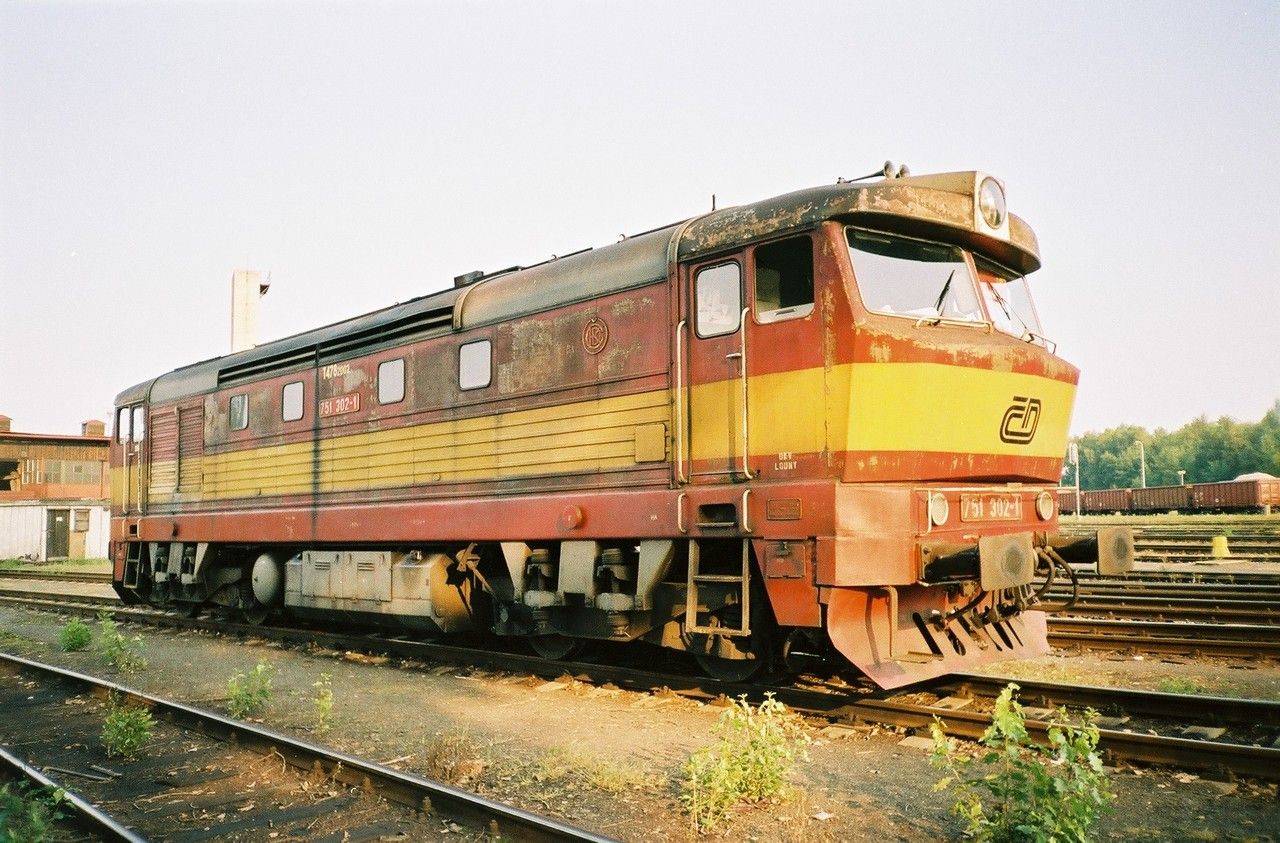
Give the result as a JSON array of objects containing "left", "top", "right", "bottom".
[{"left": 120, "top": 171, "right": 1040, "bottom": 406}]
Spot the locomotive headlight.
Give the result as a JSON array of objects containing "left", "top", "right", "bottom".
[
  {"left": 1035, "top": 490, "right": 1055, "bottom": 521},
  {"left": 978, "top": 177, "right": 1006, "bottom": 229},
  {"left": 928, "top": 492, "right": 950, "bottom": 527}
]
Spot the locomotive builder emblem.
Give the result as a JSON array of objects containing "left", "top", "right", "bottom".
[
  {"left": 1000, "top": 395, "right": 1042, "bottom": 444},
  {"left": 582, "top": 317, "right": 609, "bottom": 354}
]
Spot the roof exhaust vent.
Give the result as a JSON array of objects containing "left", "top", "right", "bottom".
[{"left": 454, "top": 270, "right": 484, "bottom": 287}]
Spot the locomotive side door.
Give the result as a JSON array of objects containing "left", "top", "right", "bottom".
[
  {"left": 116, "top": 404, "right": 147, "bottom": 515},
  {"left": 680, "top": 257, "right": 748, "bottom": 483},
  {"left": 677, "top": 234, "right": 822, "bottom": 487}
]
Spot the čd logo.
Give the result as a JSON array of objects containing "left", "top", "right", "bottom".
[{"left": 1000, "top": 396, "right": 1042, "bottom": 444}]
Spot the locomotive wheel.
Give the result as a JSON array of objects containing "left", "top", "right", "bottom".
[
  {"left": 242, "top": 605, "right": 270, "bottom": 625},
  {"left": 528, "top": 634, "right": 584, "bottom": 661},
  {"left": 176, "top": 601, "right": 202, "bottom": 619},
  {"left": 695, "top": 653, "right": 763, "bottom": 683}
]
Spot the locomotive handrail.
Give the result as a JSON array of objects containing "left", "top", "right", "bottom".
[
  {"left": 737, "top": 307, "right": 754, "bottom": 480},
  {"left": 674, "top": 318, "right": 688, "bottom": 484}
]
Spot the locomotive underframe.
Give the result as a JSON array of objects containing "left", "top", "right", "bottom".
[{"left": 112, "top": 481, "right": 1133, "bottom": 686}]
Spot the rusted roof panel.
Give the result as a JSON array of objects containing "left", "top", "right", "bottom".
[
  {"left": 455, "top": 225, "right": 677, "bottom": 330},
  {"left": 678, "top": 174, "right": 1041, "bottom": 274},
  {"left": 133, "top": 286, "right": 464, "bottom": 406}
]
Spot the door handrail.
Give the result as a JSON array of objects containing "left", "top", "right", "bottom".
[
  {"left": 673, "top": 319, "right": 688, "bottom": 484},
  {"left": 737, "top": 307, "right": 754, "bottom": 480}
]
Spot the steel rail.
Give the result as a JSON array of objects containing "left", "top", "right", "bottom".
[
  {"left": 1047, "top": 616, "right": 1280, "bottom": 658},
  {"left": 1049, "top": 594, "right": 1280, "bottom": 623},
  {"left": 0, "top": 569, "right": 113, "bottom": 583},
  {"left": 0, "top": 652, "right": 615, "bottom": 843},
  {"left": 828, "top": 696, "right": 1280, "bottom": 780},
  {"left": 0, "top": 745, "right": 147, "bottom": 843},
  {"left": 947, "top": 674, "right": 1280, "bottom": 727}
]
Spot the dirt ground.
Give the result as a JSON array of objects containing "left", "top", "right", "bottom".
[{"left": 1, "top": 605, "right": 1277, "bottom": 842}]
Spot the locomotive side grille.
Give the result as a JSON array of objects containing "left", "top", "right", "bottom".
[
  {"left": 318, "top": 308, "right": 453, "bottom": 362},
  {"left": 218, "top": 347, "right": 316, "bottom": 387},
  {"left": 147, "top": 410, "right": 179, "bottom": 495},
  {"left": 177, "top": 404, "right": 204, "bottom": 492}
]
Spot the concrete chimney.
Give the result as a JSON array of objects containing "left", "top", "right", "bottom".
[{"left": 231, "top": 269, "right": 271, "bottom": 353}]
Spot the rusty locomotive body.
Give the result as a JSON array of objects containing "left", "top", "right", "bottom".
[{"left": 110, "top": 168, "right": 1132, "bottom": 688}]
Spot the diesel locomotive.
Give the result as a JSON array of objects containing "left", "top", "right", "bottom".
[{"left": 110, "top": 165, "right": 1133, "bottom": 688}]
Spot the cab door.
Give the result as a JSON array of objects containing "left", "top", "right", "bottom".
[
  {"left": 677, "top": 233, "right": 821, "bottom": 487},
  {"left": 680, "top": 258, "right": 749, "bottom": 483},
  {"left": 116, "top": 404, "right": 146, "bottom": 515}
]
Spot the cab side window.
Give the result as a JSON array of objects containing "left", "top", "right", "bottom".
[
  {"left": 116, "top": 407, "right": 131, "bottom": 444},
  {"left": 694, "top": 262, "right": 741, "bottom": 338},
  {"left": 754, "top": 236, "right": 813, "bottom": 322}
]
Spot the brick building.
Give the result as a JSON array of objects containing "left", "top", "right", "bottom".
[{"left": 0, "top": 415, "right": 110, "bottom": 560}]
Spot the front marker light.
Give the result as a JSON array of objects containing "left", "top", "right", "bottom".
[
  {"left": 978, "top": 177, "right": 1006, "bottom": 229},
  {"left": 1036, "top": 490, "right": 1055, "bottom": 521},
  {"left": 929, "top": 492, "right": 950, "bottom": 527}
]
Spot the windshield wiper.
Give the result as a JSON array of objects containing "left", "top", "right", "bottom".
[{"left": 932, "top": 269, "right": 955, "bottom": 315}]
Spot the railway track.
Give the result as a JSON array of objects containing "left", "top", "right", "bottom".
[
  {"left": 3, "top": 591, "right": 1279, "bottom": 786},
  {"left": 1047, "top": 616, "right": 1280, "bottom": 659},
  {"left": 772, "top": 677, "right": 1280, "bottom": 781},
  {"left": 1045, "top": 572, "right": 1280, "bottom": 625},
  {"left": 0, "top": 651, "right": 612, "bottom": 842},
  {"left": 1059, "top": 517, "right": 1280, "bottom": 564},
  {"left": 0, "top": 568, "right": 112, "bottom": 583},
  {"left": 8, "top": 570, "right": 1280, "bottom": 664}
]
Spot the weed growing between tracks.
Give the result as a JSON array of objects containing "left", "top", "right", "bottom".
[
  {"left": 533, "top": 746, "right": 662, "bottom": 796},
  {"left": 101, "top": 689, "right": 154, "bottom": 758},
  {"left": 312, "top": 672, "right": 333, "bottom": 734},
  {"left": 58, "top": 617, "right": 91, "bottom": 652},
  {"left": 227, "top": 660, "right": 275, "bottom": 719},
  {"left": 0, "top": 781, "right": 66, "bottom": 840},
  {"left": 931, "top": 683, "right": 1113, "bottom": 842},
  {"left": 680, "top": 693, "right": 811, "bottom": 833},
  {"left": 96, "top": 610, "right": 146, "bottom": 672}
]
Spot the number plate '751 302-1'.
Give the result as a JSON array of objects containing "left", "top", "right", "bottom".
[{"left": 960, "top": 493, "right": 1023, "bottom": 521}]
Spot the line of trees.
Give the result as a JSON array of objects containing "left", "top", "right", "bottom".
[{"left": 1067, "top": 400, "right": 1280, "bottom": 490}]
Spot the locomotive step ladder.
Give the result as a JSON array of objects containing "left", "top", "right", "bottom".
[
  {"left": 122, "top": 541, "right": 144, "bottom": 589},
  {"left": 683, "top": 538, "right": 751, "bottom": 637}
]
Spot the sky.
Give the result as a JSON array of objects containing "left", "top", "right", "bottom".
[{"left": 2, "top": 1, "right": 1277, "bottom": 438}]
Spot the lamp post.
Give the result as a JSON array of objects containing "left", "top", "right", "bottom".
[
  {"left": 1137, "top": 440, "right": 1147, "bottom": 489},
  {"left": 1069, "top": 442, "right": 1081, "bottom": 523}
]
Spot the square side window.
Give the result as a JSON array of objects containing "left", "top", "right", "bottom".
[
  {"left": 282, "top": 381, "right": 304, "bottom": 421},
  {"left": 229, "top": 394, "right": 249, "bottom": 431},
  {"left": 378, "top": 358, "right": 406, "bottom": 405},
  {"left": 459, "top": 340, "right": 492, "bottom": 390}
]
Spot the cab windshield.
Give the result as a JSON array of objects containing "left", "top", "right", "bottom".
[
  {"left": 975, "top": 258, "right": 1046, "bottom": 346},
  {"left": 846, "top": 228, "right": 984, "bottom": 323}
]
